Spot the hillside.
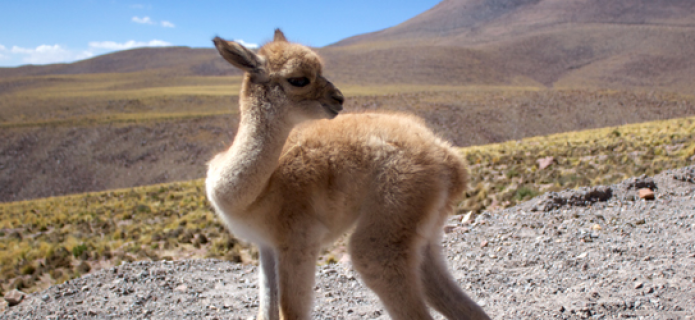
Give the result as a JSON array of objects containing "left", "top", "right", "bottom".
[
  {"left": 2, "top": 1, "right": 695, "bottom": 202},
  {"left": 0, "top": 115, "right": 693, "bottom": 296},
  {"left": 3, "top": 88, "right": 694, "bottom": 202}
]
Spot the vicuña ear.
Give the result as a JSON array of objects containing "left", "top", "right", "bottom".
[
  {"left": 274, "top": 29, "right": 287, "bottom": 42},
  {"left": 213, "top": 37, "right": 269, "bottom": 84}
]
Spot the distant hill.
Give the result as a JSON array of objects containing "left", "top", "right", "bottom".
[
  {"left": 0, "top": 47, "right": 241, "bottom": 78},
  {"left": 2, "top": 0, "right": 695, "bottom": 90},
  {"left": 328, "top": 0, "right": 695, "bottom": 89}
]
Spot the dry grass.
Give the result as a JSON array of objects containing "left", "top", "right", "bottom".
[{"left": 0, "top": 181, "right": 255, "bottom": 295}]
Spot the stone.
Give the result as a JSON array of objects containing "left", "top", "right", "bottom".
[
  {"left": 461, "top": 211, "right": 473, "bottom": 224},
  {"left": 173, "top": 284, "right": 188, "bottom": 293},
  {"left": 4, "top": 289, "right": 25, "bottom": 306},
  {"left": 638, "top": 188, "right": 655, "bottom": 200}
]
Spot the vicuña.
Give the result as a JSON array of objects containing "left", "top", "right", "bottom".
[{"left": 206, "top": 29, "right": 490, "bottom": 320}]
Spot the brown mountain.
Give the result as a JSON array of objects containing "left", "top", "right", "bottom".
[{"left": 327, "top": 0, "right": 695, "bottom": 89}]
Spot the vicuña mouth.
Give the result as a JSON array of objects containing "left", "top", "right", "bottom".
[{"left": 322, "top": 104, "right": 341, "bottom": 118}]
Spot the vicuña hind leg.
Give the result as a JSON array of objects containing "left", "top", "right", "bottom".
[
  {"left": 348, "top": 196, "right": 435, "bottom": 320},
  {"left": 421, "top": 240, "right": 491, "bottom": 320}
]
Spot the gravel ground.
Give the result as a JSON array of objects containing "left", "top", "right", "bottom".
[{"left": 2, "top": 166, "right": 694, "bottom": 319}]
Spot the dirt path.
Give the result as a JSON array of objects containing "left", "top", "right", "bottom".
[{"left": 2, "top": 166, "right": 694, "bottom": 319}]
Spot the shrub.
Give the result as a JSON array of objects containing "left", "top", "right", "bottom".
[
  {"left": 72, "top": 244, "right": 89, "bottom": 258},
  {"left": 515, "top": 186, "right": 540, "bottom": 201}
]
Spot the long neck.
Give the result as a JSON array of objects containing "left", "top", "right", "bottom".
[{"left": 208, "top": 85, "right": 293, "bottom": 211}]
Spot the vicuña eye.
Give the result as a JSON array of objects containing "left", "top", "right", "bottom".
[{"left": 287, "top": 77, "right": 310, "bottom": 87}]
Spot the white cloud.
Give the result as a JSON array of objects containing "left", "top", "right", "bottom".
[
  {"left": 132, "top": 16, "right": 154, "bottom": 24},
  {"left": 161, "top": 20, "right": 175, "bottom": 28},
  {"left": 10, "top": 44, "right": 93, "bottom": 65},
  {"left": 88, "top": 39, "right": 171, "bottom": 50},
  {"left": 234, "top": 39, "right": 259, "bottom": 49},
  {"left": 1, "top": 39, "right": 171, "bottom": 66}
]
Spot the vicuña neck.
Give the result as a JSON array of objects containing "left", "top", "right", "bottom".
[{"left": 212, "top": 89, "right": 293, "bottom": 211}]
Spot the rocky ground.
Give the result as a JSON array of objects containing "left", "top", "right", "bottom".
[{"left": 1, "top": 166, "right": 694, "bottom": 319}]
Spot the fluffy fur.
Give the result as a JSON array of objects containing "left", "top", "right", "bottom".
[{"left": 206, "top": 29, "right": 490, "bottom": 320}]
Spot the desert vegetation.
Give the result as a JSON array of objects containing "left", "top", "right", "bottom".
[{"left": 1, "top": 114, "right": 692, "bottom": 296}]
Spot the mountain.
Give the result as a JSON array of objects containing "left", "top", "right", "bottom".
[
  {"left": 327, "top": 0, "right": 695, "bottom": 89},
  {"left": 2, "top": 0, "right": 695, "bottom": 90}
]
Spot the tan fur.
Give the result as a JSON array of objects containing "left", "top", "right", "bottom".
[{"left": 206, "top": 29, "right": 490, "bottom": 320}]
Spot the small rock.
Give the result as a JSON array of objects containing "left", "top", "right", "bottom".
[
  {"left": 41, "top": 294, "right": 50, "bottom": 301},
  {"left": 0, "top": 300, "right": 7, "bottom": 312},
  {"left": 443, "top": 225, "right": 457, "bottom": 233},
  {"left": 461, "top": 211, "right": 473, "bottom": 224},
  {"left": 480, "top": 241, "right": 489, "bottom": 248},
  {"left": 638, "top": 188, "right": 655, "bottom": 200},
  {"left": 591, "top": 224, "right": 602, "bottom": 231},
  {"left": 174, "top": 284, "right": 188, "bottom": 293},
  {"left": 4, "top": 289, "right": 25, "bottom": 306},
  {"left": 635, "top": 282, "right": 644, "bottom": 289},
  {"left": 577, "top": 252, "right": 588, "bottom": 259}
]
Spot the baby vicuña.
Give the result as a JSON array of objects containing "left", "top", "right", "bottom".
[{"left": 206, "top": 30, "right": 490, "bottom": 320}]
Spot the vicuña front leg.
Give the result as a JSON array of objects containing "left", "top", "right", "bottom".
[
  {"left": 257, "top": 246, "right": 279, "bottom": 320},
  {"left": 276, "top": 240, "right": 321, "bottom": 320}
]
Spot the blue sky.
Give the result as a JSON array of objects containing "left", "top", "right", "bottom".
[{"left": 0, "top": 0, "right": 440, "bottom": 67}]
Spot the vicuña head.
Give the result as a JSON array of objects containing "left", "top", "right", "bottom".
[
  {"left": 206, "top": 29, "right": 490, "bottom": 320},
  {"left": 213, "top": 29, "right": 344, "bottom": 125}
]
